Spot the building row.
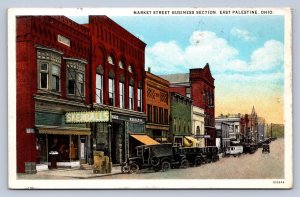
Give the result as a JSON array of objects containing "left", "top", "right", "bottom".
[
  {"left": 16, "top": 15, "right": 215, "bottom": 173},
  {"left": 215, "top": 106, "right": 267, "bottom": 152}
]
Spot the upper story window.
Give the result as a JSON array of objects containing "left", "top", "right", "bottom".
[
  {"left": 109, "top": 78, "right": 115, "bottom": 106},
  {"left": 37, "top": 48, "right": 62, "bottom": 94},
  {"left": 128, "top": 65, "right": 133, "bottom": 73},
  {"left": 118, "top": 61, "right": 124, "bottom": 69},
  {"left": 119, "top": 82, "right": 125, "bottom": 108},
  {"left": 129, "top": 85, "right": 134, "bottom": 110},
  {"left": 108, "top": 55, "right": 115, "bottom": 65},
  {"left": 186, "top": 87, "right": 191, "bottom": 98},
  {"left": 66, "top": 60, "right": 86, "bottom": 98},
  {"left": 137, "top": 87, "right": 142, "bottom": 112},
  {"left": 96, "top": 73, "right": 103, "bottom": 104},
  {"left": 96, "top": 65, "right": 104, "bottom": 104}
]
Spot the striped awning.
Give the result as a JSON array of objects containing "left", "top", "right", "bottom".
[
  {"left": 37, "top": 126, "right": 91, "bottom": 136},
  {"left": 130, "top": 134, "right": 159, "bottom": 145},
  {"left": 184, "top": 136, "right": 200, "bottom": 147}
]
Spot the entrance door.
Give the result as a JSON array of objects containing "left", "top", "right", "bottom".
[{"left": 111, "top": 121, "right": 125, "bottom": 164}]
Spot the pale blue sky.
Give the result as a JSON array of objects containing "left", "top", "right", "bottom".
[{"left": 68, "top": 15, "right": 285, "bottom": 123}]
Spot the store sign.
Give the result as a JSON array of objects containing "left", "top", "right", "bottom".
[
  {"left": 65, "top": 111, "right": 111, "bottom": 123},
  {"left": 58, "top": 34, "right": 70, "bottom": 47}
]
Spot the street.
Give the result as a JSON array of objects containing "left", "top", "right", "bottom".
[
  {"left": 100, "top": 138, "right": 284, "bottom": 179},
  {"left": 17, "top": 138, "right": 284, "bottom": 180}
]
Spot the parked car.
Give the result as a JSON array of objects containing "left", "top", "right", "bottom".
[
  {"left": 173, "top": 147, "right": 205, "bottom": 167},
  {"left": 121, "top": 143, "right": 188, "bottom": 173},
  {"left": 264, "top": 138, "right": 271, "bottom": 144},
  {"left": 262, "top": 144, "right": 270, "bottom": 153},
  {"left": 199, "top": 146, "right": 219, "bottom": 163},
  {"left": 224, "top": 146, "right": 243, "bottom": 157},
  {"left": 243, "top": 143, "right": 258, "bottom": 154}
]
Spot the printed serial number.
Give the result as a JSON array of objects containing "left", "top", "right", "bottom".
[{"left": 273, "top": 180, "right": 285, "bottom": 184}]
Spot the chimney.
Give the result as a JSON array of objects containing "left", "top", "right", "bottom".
[{"left": 147, "top": 67, "right": 151, "bottom": 73}]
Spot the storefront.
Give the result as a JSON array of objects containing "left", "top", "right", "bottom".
[{"left": 35, "top": 126, "right": 90, "bottom": 170}]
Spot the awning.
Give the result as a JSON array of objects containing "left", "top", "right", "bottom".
[
  {"left": 130, "top": 134, "right": 160, "bottom": 145},
  {"left": 37, "top": 126, "right": 91, "bottom": 136},
  {"left": 184, "top": 136, "right": 200, "bottom": 147}
]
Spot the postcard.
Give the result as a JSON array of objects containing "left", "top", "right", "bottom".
[{"left": 8, "top": 7, "right": 292, "bottom": 189}]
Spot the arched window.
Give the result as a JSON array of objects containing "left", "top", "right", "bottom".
[
  {"left": 118, "top": 61, "right": 124, "bottom": 69},
  {"left": 196, "top": 126, "right": 200, "bottom": 135},
  {"left": 107, "top": 55, "right": 115, "bottom": 65},
  {"left": 128, "top": 65, "right": 133, "bottom": 73}
]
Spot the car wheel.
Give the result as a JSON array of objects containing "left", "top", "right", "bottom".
[
  {"left": 212, "top": 155, "right": 219, "bottom": 162},
  {"left": 161, "top": 161, "right": 171, "bottom": 172},
  {"left": 180, "top": 159, "right": 189, "bottom": 169},
  {"left": 121, "top": 164, "right": 130, "bottom": 174},
  {"left": 150, "top": 157, "right": 160, "bottom": 166},
  {"left": 129, "top": 163, "right": 139, "bottom": 174},
  {"left": 194, "top": 158, "right": 202, "bottom": 167}
]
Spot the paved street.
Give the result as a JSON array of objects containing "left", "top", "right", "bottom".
[
  {"left": 100, "top": 138, "right": 284, "bottom": 179},
  {"left": 18, "top": 138, "right": 284, "bottom": 180}
]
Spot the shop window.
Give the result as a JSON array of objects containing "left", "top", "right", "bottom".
[
  {"left": 138, "top": 88, "right": 142, "bottom": 112},
  {"left": 96, "top": 73, "right": 103, "bottom": 104},
  {"left": 109, "top": 78, "right": 115, "bottom": 106},
  {"left": 119, "top": 82, "right": 125, "bottom": 108},
  {"left": 36, "top": 135, "right": 47, "bottom": 164},
  {"left": 129, "top": 85, "right": 134, "bottom": 110}
]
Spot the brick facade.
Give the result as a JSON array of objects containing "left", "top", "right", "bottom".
[{"left": 145, "top": 71, "right": 170, "bottom": 142}]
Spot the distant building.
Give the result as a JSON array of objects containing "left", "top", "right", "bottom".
[
  {"left": 145, "top": 71, "right": 170, "bottom": 143},
  {"left": 240, "top": 106, "right": 258, "bottom": 144},
  {"left": 192, "top": 106, "right": 205, "bottom": 147},
  {"left": 215, "top": 122, "right": 231, "bottom": 152},
  {"left": 160, "top": 63, "right": 216, "bottom": 146},
  {"left": 170, "top": 92, "right": 194, "bottom": 147},
  {"left": 215, "top": 114, "right": 241, "bottom": 142}
]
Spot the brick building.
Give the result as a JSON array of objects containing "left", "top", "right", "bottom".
[
  {"left": 87, "top": 16, "right": 148, "bottom": 164},
  {"left": 160, "top": 63, "right": 216, "bottom": 146},
  {"left": 17, "top": 16, "right": 92, "bottom": 173},
  {"left": 145, "top": 71, "right": 170, "bottom": 143},
  {"left": 16, "top": 15, "right": 150, "bottom": 173}
]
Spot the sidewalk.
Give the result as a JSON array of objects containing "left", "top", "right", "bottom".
[{"left": 18, "top": 166, "right": 123, "bottom": 179}]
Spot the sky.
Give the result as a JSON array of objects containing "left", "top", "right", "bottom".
[{"left": 68, "top": 15, "right": 285, "bottom": 124}]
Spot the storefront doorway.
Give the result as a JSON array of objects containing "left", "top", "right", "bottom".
[{"left": 111, "top": 121, "right": 125, "bottom": 164}]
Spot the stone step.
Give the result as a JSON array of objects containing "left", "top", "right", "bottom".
[{"left": 80, "top": 164, "right": 93, "bottom": 170}]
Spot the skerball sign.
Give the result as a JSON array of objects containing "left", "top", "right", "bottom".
[{"left": 65, "top": 111, "right": 111, "bottom": 123}]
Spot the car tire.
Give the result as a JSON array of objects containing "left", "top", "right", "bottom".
[
  {"left": 194, "top": 158, "right": 202, "bottom": 167},
  {"left": 161, "top": 161, "right": 171, "bottom": 172},
  {"left": 150, "top": 157, "right": 160, "bottom": 166},
  {"left": 129, "top": 162, "right": 139, "bottom": 174},
  {"left": 180, "top": 159, "right": 189, "bottom": 169},
  {"left": 121, "top": 164, "right": 130, "bottom": 174}
]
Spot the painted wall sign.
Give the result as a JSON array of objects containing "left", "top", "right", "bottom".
[
  {"left": 57, "top": 34, "right": 71, "bottom": 47},
  {"left": 65, "top": 111, "right": 111, "bottom": 123}
]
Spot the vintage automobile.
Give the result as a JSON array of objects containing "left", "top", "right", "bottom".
[
  {"left": 199, "top": 146, "right": 219, "bottom": 163},
  {"left": 243, "top": 143, "right": 258, "bottom": 154},
  {"left": 173, "top": 146, "right": 205, "bottom": 167},
  {"left": 262, "top": 144, "right": 270, "bottom": 153},
  {"left": 121, "top": 143, "right": 188, "bottom": 173},
  {"left": 224, "top": 146, "right": 243, "bottom": 157},
  {"left": 264, "top": 138, "right": 272, "bottom": 144}
]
